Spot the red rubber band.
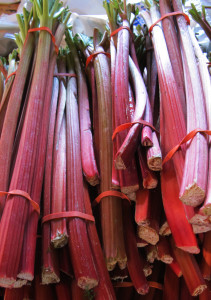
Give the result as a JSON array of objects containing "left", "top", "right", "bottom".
[
  {"left": 110, "top": 26, "right": 133, "bottom": 38},
  {"left": 0, "top": 189, "right": 40, "bottom": 214},
  {"left": 53, "top": 73, "right": 77, "bottom": 78},
  {"left": 94, "top": 190, "right": 131, "bottom": 206},
  {"left": 86, "top": 51, "right": 111, "bottom": 69},
  {"left": 162, "top": 128, "right": 211, "bottom": 166},
  {"left": 149, "top": 11, "right": 190, "bottom": 35},
  {"left": 28, "top": 27, "right": 59, "bottom": 54},
  {"left": 149, "top": 281, "right": 163, "bottom": 290},
  {"left": 5, "top": 71, "right": 16, "bottom": 84},
  {"left": 113, "top": 281, "right": 163, "bottom": 290},
  {"left": 42, "top": 211, "right": 95, "bottom": 224},
  {"left": 112, "top": 120, "right": 158, "bottom": 141}
]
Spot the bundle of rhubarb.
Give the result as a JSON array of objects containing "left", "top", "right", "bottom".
[{"left": 0, "top": 0, "right": 210, "bottom": 299}]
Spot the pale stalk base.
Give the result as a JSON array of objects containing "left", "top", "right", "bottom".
[{"left": 41, "top": 268, "right": 60, "bottom": 285}]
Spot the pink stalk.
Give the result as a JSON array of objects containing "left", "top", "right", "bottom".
[
  {"left": 51, "top": 115, "right": 67, "bottom": 247},
  {"left": 65, "top": 50, "right": 98, "bottom": 289},
  {"left": 172, "top": 0, "right": 208, "bottom": 207},
  {"left": 137, "top": 188, "right": 161, "bottom": 245},
  {"left": 138, "top": 146, "right": 158, "bottom": 189},
  {"left": 42, "top": 74, "right": 60, "bottom": 285},
  {"left": 115, "top": 56, "right": 147, "bottom": 170},
  {"left": 159, "top": 0, "right": 186, "bottom": 118},
  {"left": 50, "top": 57, "right": 68, "bottom": 248},
  {"left": 141, "top": 7, "right": 186, "bottom": 186}
]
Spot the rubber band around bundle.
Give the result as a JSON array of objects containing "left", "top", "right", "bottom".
[
  {"left": 42, "top": 211, "right": 95, "bottom": 224},
  {"left": 86, "top": 51, "right": 111, "bottom": 69},
  {"left": 148, "top": 11, "right": 190, "bottom": 35},
  {"left": 5, "top": 71, "right": 16, "bottom": 84},
  {"left": 112, "top": 281, "right": 163, "bottom": 290},
  {"left": 162, "top": 128, "right": 211, "bottom": 166},
  {"left": 0, "top": 190, "right": 40, "bottom": 214},
  {"left": 112, "top": 120, "right": 158, "bottom": 141},
  {"left": 28, "top": 27, "right": 59, "bottom": 54},
  {"left": 53, "top": 72, "right": 77, "bottom": 78},
  {"left": 94, "top": 190, "right": 131, "bottom": 206},
  {"left": 110, "top": 26, "right": 133, "bottom": 38}
]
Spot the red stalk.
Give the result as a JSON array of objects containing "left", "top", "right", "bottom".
[
  {"left": 59, "top": 246, "right": 73, "bottom": 278},
  {"left": 136, "top": 188, "right": 161, "bottom": 245},
  {"left": 18, "top": 19, "right": 69, "bottom": 282},
  {"left": 66, "top": 51, "right": 98, "bottom": 289},
  {"left": 138, "top": 146, "right": 158, "bottom": 189},
  {"left": 123, "top": 200, "right": 149, "bottom": 295},
  {"left": 35, "top": 274, "right": 57, "bottom": 300},
  {"left": 0, "top": 7, "right": 55, "bottom": 285},
  {"left": 0, "top": 30, "right": 35, "bottom": 216},
  {"left": 93, "top": 37, "right": 126, "bottom": 270},
  {"left": 83, "top": 182, "right": 116, "bottom": 300},
  {"left": 70, "top": 40, "right": 99, "bottom": 186},
  {"left": 169, "top": 259, "right": 182, "bottom": 278},
  {"left": 171, "top": 239, "right": 207, "bottom": 296},
  {"left": 55, "top": 277, "right": 72, "bottom": 300},
  {"left": 0, "top": 59, "right": 17, "bottom": 136},
  {"left": 163, "top": 265, "right": 180, "bottom": 300},
  {"left": 201, "top": 231, "right": 211, "bottom": 281},
  {"left": 156, "top": 236, "right": 173, "bottom": 264}
]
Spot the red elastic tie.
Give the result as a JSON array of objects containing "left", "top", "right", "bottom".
[
  {"left": 110, "top": 26, "right": 133, "bottom": 38},
  {"left": 149, "top": 281, "right": 163, "bottom": 290},
  {"left": 42, "top": 211, "right": 95, "bottom": 224},
  {"left": 28, "top": 27, "right": 59, "bottom": 54},
  {"left": 5, "top": 71, "right": 16, "bottom": 84},
  {"left": 162, "top": 128, "right": 211, "bottom": 166},
  {"left": 113, "top": 281, "right": 163, "bottom": 290},
  {"left": 112, "top": 120, "right": 158, "bottom": 141},
  {"left": 148, "top": 11, "right": 190, "bottom": 35},
  {"left": 94, "top": 190, "right": 131, "bottom": 206},
  {"left": 86, "top": 51, "right": 111, "bottom": 69},
  {"left": 53, "top": 73, "right": 77, "bottom": 78},
  {"left": 0, "top": 190, "right": 40, "bottom": 214}
]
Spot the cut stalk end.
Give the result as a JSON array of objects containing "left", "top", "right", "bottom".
[
  {"left": 147, "top": 156, "right": 162, "bottom": 171},
  {"left": 180, "top": 182, "right": 206, "bottom": 207},
  {"left": 51, "top": 233, "right": 68, "bottom": 248},
  {"left": 77, "top": 277, "right": 98, "bottom": 290},
  {"left": 41, "top": 268, "right": 60, "bottom": 284},
  {"left": 138, "top": 226, "right": 159, "bottom": 245}
]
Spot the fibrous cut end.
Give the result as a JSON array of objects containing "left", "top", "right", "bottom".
[
  {"left": 192, "top": 284, "right": 207, "bottom": 296},
  {"left": 147, "top": 156, "right": 162, "bottom": 171},
  {"left": 180, "top": 182, "right": 205, "bottom": 207},
  {"left": 41, "top": 268, "right": 60, "bottom": 285},
  {"left": 77, "top": 276, "right": 98, "bottom": 290},
  {"left": 51, "top": 233, "right": 68, "bottom": 248},
  {"left": 137, "top": 283, "right": 150, "bottom": 295},
  {"left": 178, "top": 245, "right": 200, "bottom": 255},
  {"left": 138, "top": 225, "right": 159, "bottom": 245}
]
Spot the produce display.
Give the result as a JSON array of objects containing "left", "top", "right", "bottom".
[{"left": 0, "top": 0, "right": 210, "bottom": 299}]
